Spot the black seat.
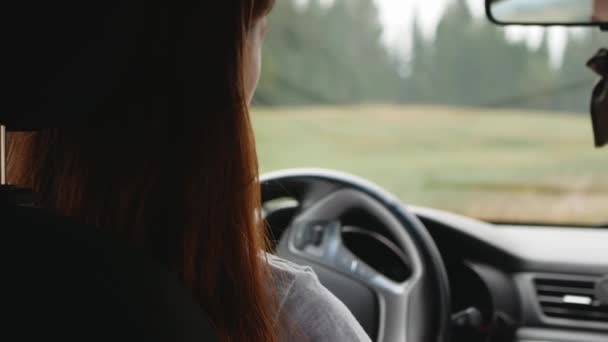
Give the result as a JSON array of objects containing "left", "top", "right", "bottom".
[
  {"left": 1, "top": 2, "right": 218, "bottom": 340},
  {"left": 2, "top": 187, "right": 218, "bottom": 341}
]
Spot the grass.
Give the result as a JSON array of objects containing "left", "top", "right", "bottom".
[{"left": 252, "top": 105, "right": 608, "bottom": 225}]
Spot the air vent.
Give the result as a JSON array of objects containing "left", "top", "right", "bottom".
[{"left": 534, "top": 277, "right": 608, "bottom": 323}]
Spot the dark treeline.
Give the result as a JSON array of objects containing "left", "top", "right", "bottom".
[{"left": 255, "top": 0, "right": 608, "bottom": 113}]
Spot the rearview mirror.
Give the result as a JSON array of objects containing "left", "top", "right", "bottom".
[{"left": 486, "top": 0, "right": 608, "bottom": 27}]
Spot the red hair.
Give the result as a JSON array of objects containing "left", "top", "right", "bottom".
[{"left": 9, "top": 0, "right": 276, "bottom": 341}]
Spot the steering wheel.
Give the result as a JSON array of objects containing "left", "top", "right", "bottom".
[{"left": 261, "top": 169, "right": 451, "bottom": 342}]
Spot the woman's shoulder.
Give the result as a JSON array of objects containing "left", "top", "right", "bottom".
[
  {"left": 267, "top": 253, "right": 313, "bottom": 278},
  {"left": 266, "top": 253, "right": 316, "bottom": 303},
  {"left": 266, "top": 254, "right": 371, "bottom": 342},
  {"left": 267, "top": 253, "right": 313, "bottom": 282}
]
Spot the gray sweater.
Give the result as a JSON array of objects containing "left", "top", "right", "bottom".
[{"left": 268, "top": 254, "right": 372, "bottom": 342}]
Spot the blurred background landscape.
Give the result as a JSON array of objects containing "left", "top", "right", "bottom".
[{"left": 252, "top": 0, "right": 608, "bottom": 225}]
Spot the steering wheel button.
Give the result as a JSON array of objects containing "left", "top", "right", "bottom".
[
  {"left": 311, "top": 224, "right": 324, "bottom": 246},
  {"left": 293, "top": 226, "right": 307, "bottom": 249}
]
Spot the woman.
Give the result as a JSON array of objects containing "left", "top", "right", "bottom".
[{"left": 7, "top": 1, "right": 370, "bottom": 341}]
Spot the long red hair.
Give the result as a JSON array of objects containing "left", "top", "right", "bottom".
[{"left": 8, "top": 1, "right": 276, "bottom": 341}]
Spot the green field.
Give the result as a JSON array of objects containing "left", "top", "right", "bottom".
[{"left": 252, "top": 105, "right": 608, "bottom": 225}]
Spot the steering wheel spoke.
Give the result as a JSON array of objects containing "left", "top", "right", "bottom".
[{"left": 284, "top": 219, "right": 406, "bottom": 296}]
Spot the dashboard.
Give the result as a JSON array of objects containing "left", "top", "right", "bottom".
[
  {"left": 412, "top": 206, "right": 608, "bottom": 342},
  {"left": 265, "top": 202, "right": 608, "bottom": 342}
]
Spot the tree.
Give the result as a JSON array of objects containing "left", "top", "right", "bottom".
[
  {"left": 404, "top": 0, "right": 537, "bottom": 108},
  {"left": 255, "top": 0, "right": 601, "bottom": 114},
  {"left": 254, "top": 0, "right": 403, "bottom": 105}
]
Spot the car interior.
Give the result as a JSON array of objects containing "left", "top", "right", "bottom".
[{"left": 2, "top": 1, "right": 608, "bottom": 342}]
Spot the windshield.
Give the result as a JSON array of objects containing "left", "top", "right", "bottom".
[{"left": 252, "top": 0, "right": 608, "bottom": 226}]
